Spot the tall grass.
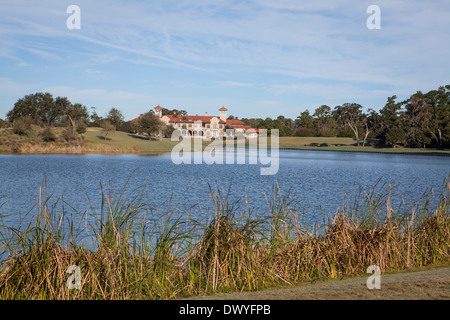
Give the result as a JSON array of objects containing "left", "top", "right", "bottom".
[
  {"left": 0, "top": 177, "right": 449, "bottom": 299},
  {"left": 17, "top": 142, "right": 140, "bottom": 154}
]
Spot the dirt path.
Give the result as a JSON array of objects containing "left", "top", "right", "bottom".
[{"left": 190, "top": 266, "right": 450, "bottom": 300}]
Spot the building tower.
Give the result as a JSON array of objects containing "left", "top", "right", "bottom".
[
  {"left": 154, "top": 105, "right": 162, "bottom": 118},
  {"left": 219, "top": 106, "right": 227, "bottom": 122}
]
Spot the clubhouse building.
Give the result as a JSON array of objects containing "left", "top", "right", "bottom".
[{"left": 132, "top": 106, "right": 260, "bottom": 138}]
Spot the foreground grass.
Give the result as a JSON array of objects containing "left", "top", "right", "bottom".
[{"left": 0, "top": 177, "right": 448, "bottom": 299}]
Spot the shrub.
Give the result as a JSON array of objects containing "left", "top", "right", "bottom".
[
  {"left": 317, "top": 127, "right": 336, "bottom": 137},
  {"left": 62, "top": 127, "right": 77, "bottom": 142},
  {"left": 12, "top": 116, "right": 33, "bottom": 135},
  {"left": 40, "top": 127, "right": 56, "bottom": 142},
  {"left": 295, "top": 127, "right": 314, "bottom": 137},
  {"left": 76, "top": 123, "right": 87, "bottom": 134}
]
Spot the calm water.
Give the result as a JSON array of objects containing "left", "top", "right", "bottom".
[{"left": 0, "top": 150, "right": 449, "bottom": 230}]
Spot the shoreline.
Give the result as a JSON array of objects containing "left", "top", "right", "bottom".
[
  {"left": 278, "top": 146, "right": 450, "bottom": 157},
  {"left": 2, "top": 127, "right": 449, "bottom": 156},
  {"left": 1, "top": 146, "right": 449, "bottom": 157}
]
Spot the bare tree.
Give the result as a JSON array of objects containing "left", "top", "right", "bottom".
[{"left": 101, "top": 120, "right": 116, "bottom": 140}]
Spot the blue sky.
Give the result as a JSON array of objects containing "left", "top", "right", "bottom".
[{"left": 1, "top": 0, "right": 449, "bottom": 121}]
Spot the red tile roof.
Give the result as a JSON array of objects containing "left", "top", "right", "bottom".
[
  {"left": 219, "top": 107, "right": 228, "bottom": 111},
  {"left": 154, "top": 105, "right": 162, "bottom": 109},
  {"left": 225, "top": 119, "right": 245, "bottom": 126},
  {"left": 163, "top": 114, "right": 226, "bottom": 124}
]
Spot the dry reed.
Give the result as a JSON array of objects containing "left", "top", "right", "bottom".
[
  {"left": 17, "top": 142, "right": 140, "bottom": 154},
  {"left": 0, "top": 177, "right": 448, "bottom": 299}
]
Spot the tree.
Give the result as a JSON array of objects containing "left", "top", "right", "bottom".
[
  {"left": 424, "top": 86, "right": 450, "bottom": 149},
  {"left": 54, "top": 96, "right": 72, "bottom": 120},
  {"left": 162, "top": 124, "right": 175, "bottom": 138},
  {"left": 295, "top": 110, "right": 315, "bottom": 136},
  {"left": 279, "top": 125, "right": 293, "bottom": 136},
  {"left": 66, "top": 102, "right": 89, "bottom": 134},
  {"left": 90, "top": 107, "right": 103, "bottom": 127},
  {"left": 362, "top": 109, "right": 379, "bottom": 147},
  {"left": 38, "top": 92, "right": 61, "bottom": 126},
  {"left": 7, "top": 92, "right": 56, "bottom": 125},
  {"left": 403, "top": 92, "right": 432, "bottom": 148},
  {"left": 105, "top": 107, "right": 125, "bottom": 129},
  {"left": 101, "top": 120, "right": 116, "bottom": 140},
  {"left": 313, "top": 105, "right": 336, "bottom": 136},
  {"left": 7, "top": 93, "right": 90, "bottom": 132},
  {"left": 275, "top": 115, "right": 295, "bottom": 136},
  {"left": 162, "top": 108, "right": 187, "bottom": 117},
  {"left": 138, "top": 111, "right": 163, "bottom": 140},
  {"left": 296, "top": 110, "right": 315, "bottom": 129},
  {"left": 333, "top": 103, "right": 364, "bottom": 146},
  {"left": 377, "top": 96, "right": 404, "bottom": 146}
]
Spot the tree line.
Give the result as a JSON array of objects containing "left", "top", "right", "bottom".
[
  {"left": 1, "top": 85, "right": 449, "bottom": 148},
  {"left": 2, "top": 92, "right": 129, "bottom": 137},
  {"left": 239, "top": 85, "right": 450, "bottom": 149},
  {"left": 1, "top": 92, "right": 175, "bottom": 140}
]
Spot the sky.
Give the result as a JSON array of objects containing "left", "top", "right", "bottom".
[{"left": 0, "top": 0, "right": 449, "bottom": 121}]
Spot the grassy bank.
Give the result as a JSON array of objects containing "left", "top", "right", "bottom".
[
  {"left": 79, "top": 131, "right": 450, "bottom": 155},
  {"left": 0, "top": 177, "right": 449, "bottom": 299},
  {"left": 2, "top": 127, "right": 449, "bottom": 155},
  {"left": 277, "top": 137, "right": 450, "bottom": 155}
]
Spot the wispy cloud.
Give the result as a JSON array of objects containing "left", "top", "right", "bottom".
[
  {"left": 0, "top": 77, "right": 37, "bottom": 96},
  {"left": 16, "top": 62, "right": 31, "bottom": 67},
  {"left": 1, "top": 0, "right": 449, "bottom": 84},
  {"left": 43, "top": 86, "right": 152, "bottom": 103},
  {"left": 0, "top": 0, "right": 449, "bottom": 118},
  {"left": 215, "top": 81, "right": 254, "bottom": 87}
]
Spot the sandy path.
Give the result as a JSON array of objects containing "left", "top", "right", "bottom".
[{"left": 190, "top": 267, "right": 450, "bottom": 300}]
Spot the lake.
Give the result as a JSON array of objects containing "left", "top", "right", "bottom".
[{"left": 0, "top": 150, "right": 449, "bottom": 231}]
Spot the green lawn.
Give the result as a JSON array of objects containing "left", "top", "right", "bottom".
[
  {"left": 84, "top": 127, "right": 178, "bottom": 153},
  {"left": 2, "top": 127, "right": 447, "bottom": 155},
  {"left": 277, "top": 136, "right": 450, "bottom": 155},
  {"left": 84, "top": 129, "right": 450, "bottom": 155},
  {"left": 278, "top": 136, "right": 356, "bottom": 147}
]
